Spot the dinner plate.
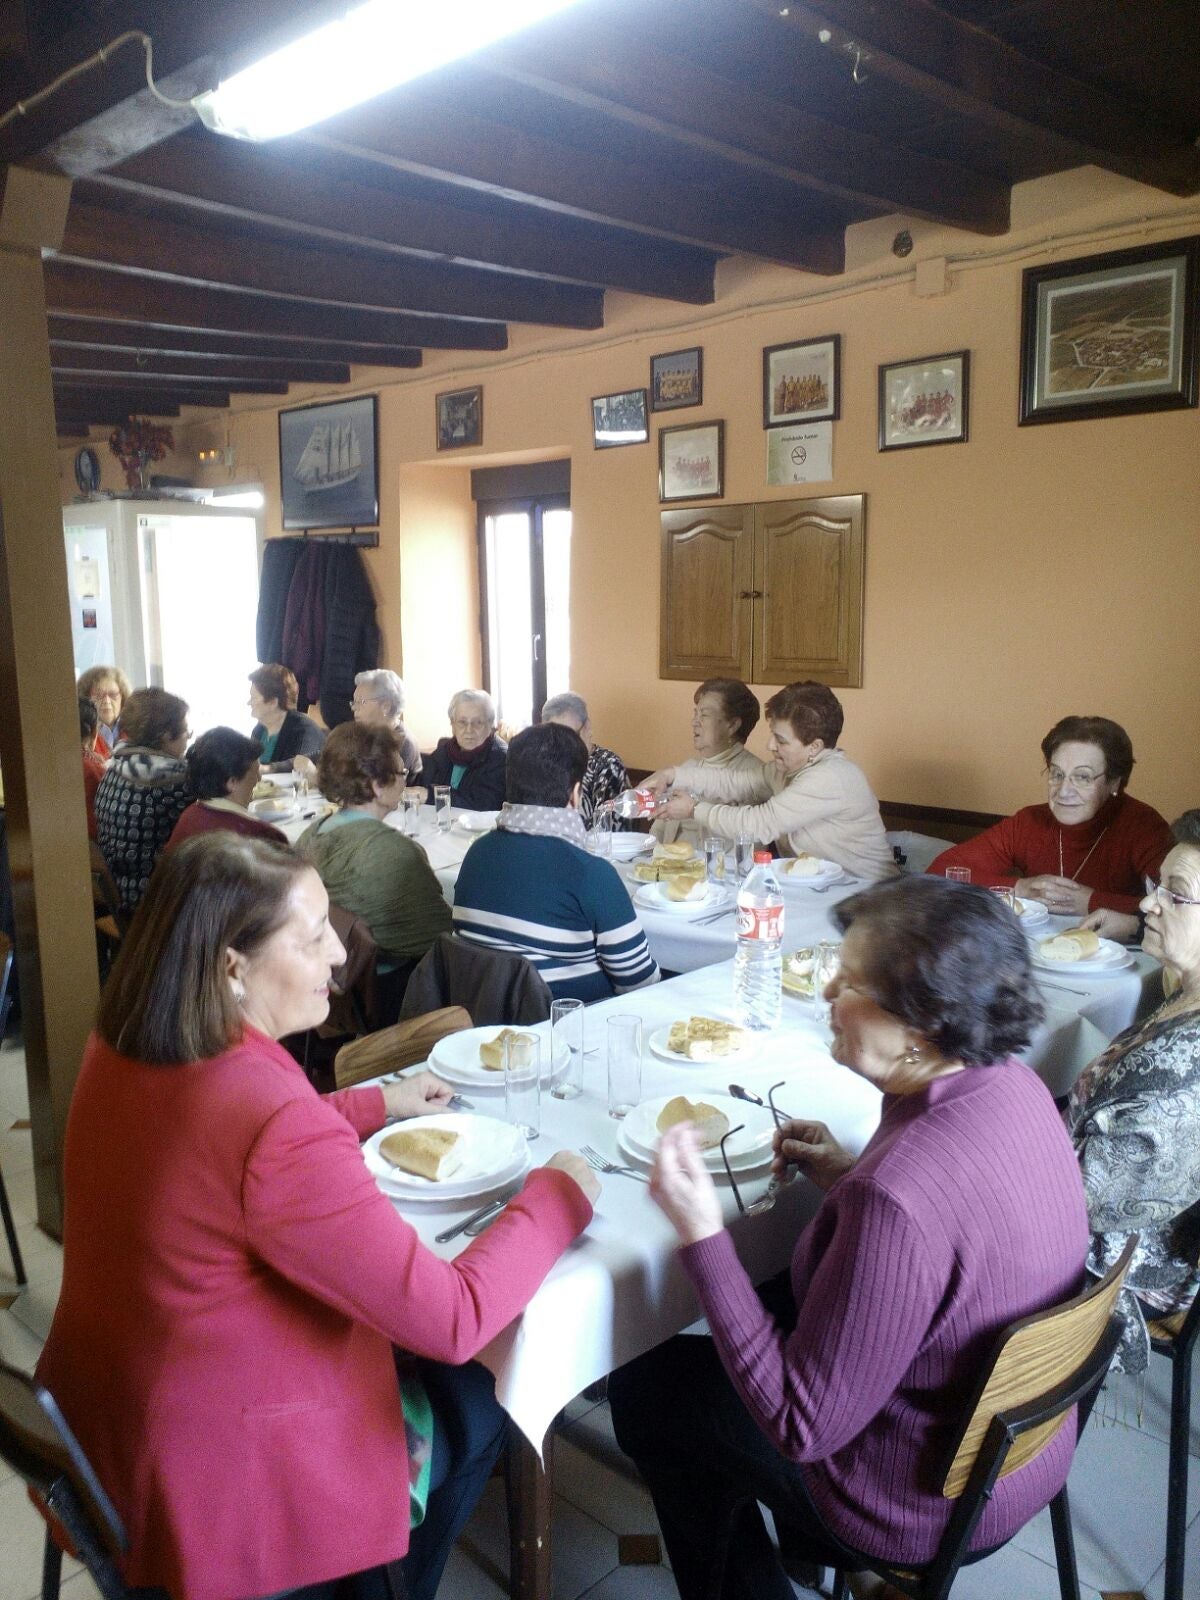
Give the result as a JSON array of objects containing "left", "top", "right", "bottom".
[
  {"left": 606, "top": 834, "right": 653, "bottom": 861},
  {"left": 1030, "top": 937, "right": 1134, "bottom": 977},
  {"left": 363, "top": 1114, "right": 530, "bottom": 1202},
  {"left": 249, "top": 800, "right": 297, "bottom": 823},
  {"left": 648, "top": 1020, "right": 757, "bottom": 1065},
  {"left": 620, "top": 1092, "right": 774, "bottom": 1171},
  {"left": 453, "top": 811, "right": 499, "bottom": 835},
  {"left": 633, "top": 881, "right": 727, "bottom": 916},
  {"left": 429, "top": 1025, "right": 569, "bottom": 1088},
  {"left": 1013, "top": 897, "right": 1050, "bottom": 928},
  {"left": 775, "top": 857, "right": 843, "bottom": 890}
]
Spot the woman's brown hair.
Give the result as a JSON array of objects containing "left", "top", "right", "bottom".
[
  {"left": 77, "top": 665, "right": 132, "bottom": 704},
  {"left": 694, "top": 678, "right": 760, "bottom": 744},
  {"left": 249, "top": 663, "right": 299, "bottom": 712},
  {"left": 1040, "top": 715, "right": 1134, "bottom": 789},
  {"left": 764, "top": 681, "right": 844, "bottom": 748},
  {"left": 318, "top": 722, "right": 403, "bottom": 806},
  {"left": 119, "top": 687, "right": 189, "bottom": 751},
  {"left": 96, "top": 834, "right": 310, "bottom": 1064}
]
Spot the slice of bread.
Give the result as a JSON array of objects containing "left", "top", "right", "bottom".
[
  {"left": 479, "top": 1028, "right": 536, "bottom": 1071},
  {"left": 380, "top": 1127, "right": 463, "bottom": 1182},
  {"left": 664, "top": 875, "right": 704, "bottom": 902},
  {"left": 783, "top": 854, "right": 821, "bottom": 877},
  {"left": 1039, "top": 928, "right": 1101, "bottom": 962},
  {"left": 656, "top": 1095, "right": 732, "bottom": 1150},
  {"left": 656, "top": 841, "right": 696, "bottom": 860}
]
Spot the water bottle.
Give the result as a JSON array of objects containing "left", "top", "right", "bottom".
[
  {"left": 733, "top": 851, "right": 784, "bottom": 1031},
  {"left": 605, "top": 786, "right": 671, "bottom": 820}
]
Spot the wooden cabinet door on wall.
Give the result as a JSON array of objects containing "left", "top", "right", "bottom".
[
  {"left": 659, "top": 504, "right": 754, "bottom": 680},
  {"left": 753, "top": 494, "right": 865, "bottom": 689}
]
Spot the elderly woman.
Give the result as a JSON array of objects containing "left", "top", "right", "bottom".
[
  {"left": 37, "top": 833, "right": 597, "bottom": 1600},
  {"left": 1068, "top": 832, "right": 1200, "bottom": 1373},
  {"left": 609, "top": 876, "right": 1089, "bottom": 1598},
  {"left": 167, "top": 727, "right": 285, "bottom": 849},
  {"left": 353, "top": 668, "right": 422, "bottom": 784},
  {"left": 300, "top": 722, "right": 451, "bottom": 1018},
  {"left": 541, "top": 691, "right": 629, "bottom": 826},
  {"left": 249, "top": 663, "right": 326, "bottom": 773},
  {"left": 94, "top": 687, "right": 192, "bottom": 912},
  {"left": 651, "top": 677, "right": 762, "bottom": 849},
  {"left": 77, "top": 664, "right": 131, "bottom": 755},
  {"left": 650, "top": 681, "right": 895, "bottom": 881},
  {"left": 929, "top": 715, "right": 1172, "bottom": 916},
  {"left": 420, "top": 688, "right": 508, "bottom": 813}
]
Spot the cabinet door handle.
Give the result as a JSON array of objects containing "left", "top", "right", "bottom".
[{"left": 738, "top": 589, "right": 764, "bottom": 599}]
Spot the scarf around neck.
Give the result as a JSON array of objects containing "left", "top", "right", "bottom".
[
  {"left": 446, "top": 731, "right": 497, "bottom": 767},
  {"left": 498, "top": 802, "right": 588, "bottom": 850}
]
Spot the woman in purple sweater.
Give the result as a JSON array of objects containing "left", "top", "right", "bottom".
[{"left": 609, "top": 875, "right": 1090, "bottom": 1600}]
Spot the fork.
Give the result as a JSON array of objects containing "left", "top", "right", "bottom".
[
  {"left": 811, "top": 874, "right": 854, "bottom": 895},
  {"left": 580, "top": 1144, "right": 650, "bottom": 1183}
]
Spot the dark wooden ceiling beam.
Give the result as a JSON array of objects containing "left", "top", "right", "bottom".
[
  {"left": 56, "top": 370, "right": 283, "bottom": 396},
  {"left": 58, "top": 197, "right": 604, "bottom": 329},
  {"left": 99, "top": 133, "right": 718, "bottom": 305},
  {"left": 309, "top": 100, "right": 846, "bottom": 273},
  {"left": 54, "top": 381, "right": 234, "bottom": 409},
  {"left": 51, "top": 346, "right": 352, "bottom": 385},
  {"left": 55, "top": 396, "right": 186, "bottom": 420},
  {"left": 745, "top": 0, "right": 1200, "bottom": 197},
  {"left": 46, "top": 315, "right": 424, "bottom": 368},
  {"left": 484, "top": 20, "right": 1009, "bottom": 234},
  {"left": 44, "top": 262, "right": 510, "bottom": 350}
]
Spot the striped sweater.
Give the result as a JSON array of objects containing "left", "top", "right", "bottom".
[{"left": 452, "top": 830, "right": 659, "bottom": 1002}]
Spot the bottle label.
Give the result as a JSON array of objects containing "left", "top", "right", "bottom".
[{"left": 736, "top": 904, "right": 783, "bottom": 941}]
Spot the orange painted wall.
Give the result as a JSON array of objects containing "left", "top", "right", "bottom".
[{"left": 58, "top": 167, "right": 1200, "bottom": 819}]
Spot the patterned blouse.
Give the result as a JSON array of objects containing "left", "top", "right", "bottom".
[
  {"left": 1068, "top": 1002, "right": 1200, "bottom": 1371},
  {"left": 579, "top": 743, "right": 629, "bottom": 827}
]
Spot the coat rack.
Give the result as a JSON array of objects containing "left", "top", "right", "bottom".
[{"left": 291, "top": 528, "right": 379, "bottom": 548}]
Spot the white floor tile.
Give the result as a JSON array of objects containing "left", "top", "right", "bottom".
[
  {"left": 437, "top": 1542, "right": 509, "bottom": 1600},
  {"left": 9, "top": 1277, "right": 57, "bottom": 1342},
  {"left": 0, "top": 1473, "right": 84, "bottom": 1600},
  {"left": 1142, "top": 1501, "right": 1200, "bottom": 1600},
  {"left": 554, "top": 1431, "right": 664, "bottom": 1539},
  {"left": 3, "top": 1163, "right": 38, "bottom": 1227},
  {"left": 933, "top": 1540, "right": 1102, "bottom": 1600},
  {"left": 458, "top": 1475, "right": 620, "bottom": 1599},
  {"left": 1135, "top": 1355, "right": 1200, "bottom": 1460},
  {"left": 0, "top": 1122, "right": 34, "bottom": 1176},
  {"left": 578, "top": 1561, "right": 680, "bottom": 1600},
  {"left": 58, "top": 1572, "right": 103, "bottom": 1600},
  {"left": 0, "top": 1307, "right": 45, "bottom": 1372}
]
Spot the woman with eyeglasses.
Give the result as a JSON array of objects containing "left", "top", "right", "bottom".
[
  {"left": 608, "top": 876, "right": 1089, "bottom": 1599},
  {"left": 417, "top": 689, "right": 508, "bottom": 813},
  {"left": 1068, "top": 828, "right": 1200, "bottom": 1372},
  {"left": 929, "top": 715, "right": 1173, "bottom": 917}
]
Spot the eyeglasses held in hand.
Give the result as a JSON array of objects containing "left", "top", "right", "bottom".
[{"left": 720, "top": 1081, "right": 790, "bottom": 1215}]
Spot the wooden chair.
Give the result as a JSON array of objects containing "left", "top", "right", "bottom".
[
  {"left": 333, "top": 1006, "right": 472, "bottom": 1089},
  {"left": 1147, "top": 1260, "right": 1200, "bottom": 1600},
  {"left": 0, "top": 934, "right": 25, "bottom": 1288},
  {"left": 818, "top": 1237, "right": 1137, "bottom": 1600}
]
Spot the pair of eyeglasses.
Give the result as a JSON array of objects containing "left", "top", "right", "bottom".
[
  {"left": 720, "top": 1081, "right": 789, "bottom": 1215},
  {"left": 1045, "top": 768, "right": 1108, "bottom": 790},
  {"left": 452, "top": 718, "right": 490, "bottom": 733},
  {"left": 1146, "top": 882, "right": 1200, "bottom": 909}
]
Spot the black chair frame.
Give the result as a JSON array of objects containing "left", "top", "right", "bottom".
[
  {"left": 1149, "top": 1288, "right": 1200, "bottom": 1600},
  {"left": 0, "top": 934, "right": 25, "bottom": 1286}
]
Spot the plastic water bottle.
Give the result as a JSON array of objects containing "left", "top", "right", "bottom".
[
  {"left": 605, "top": 786, "right": 671, "bottom": 820},
  {"left": 733, "top": 851, "right": 784, "bottom": 1031}
]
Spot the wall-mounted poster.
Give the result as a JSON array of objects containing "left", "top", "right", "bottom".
[
  {"left": 878, "top": 351, "right": 970, "bottom": 451},
  {"left": 437, "top": 386, "right": 483, "bottom": 450},
  {"left": 763, "top": 335, "right": 840, "bottom": 427},
  {"left": 766, "top": 422, "right": 833, "bottom": 485},
  {"left": 279, "top": 395, "right": 379, "bottom": 530},
  {"left": 592, "top": 388, "right": 649, "bottom": 448},
  {"left": 650, "top": 347, "right": 703, "bottom": 411},
  {"left": 659, "top": 420, "right": 724, "bottom": 502}
]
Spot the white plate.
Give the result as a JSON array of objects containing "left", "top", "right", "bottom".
[
  {"left": 1030, "top": 937, "right": 1134, "bottom": 977},
  {"left": 429, "top": 1025, "right": 568, "bottom": 1088},
  {"left": 620, "top": 1092, "right": 774, "bottom": 1170},
  {"left": 775, "top": 857, "right": 843, "bottom": 890},
  {"left": 250, "top": 801, "right": 297, "bottom": 823},
  {"left": 634, "top": 881, "right": 726, "bottom": 915},
  {"left": 1013, "top": 897, "right": 1050, "bottom": 927},
  {"left": 606, "top": 834, "right": 653, "bottom": 861},
  {"left": 648, "top": 1020, "right": 757, "bottom": 1065},
  {"left": 363, "top": 1113, "right": 530, "bottom": 1202},
  {"left": 453, "top": 811, "right": 499, "bottom": 835},
  {"left": 256, "top": 771, "right": 299, "bottom": 789}
]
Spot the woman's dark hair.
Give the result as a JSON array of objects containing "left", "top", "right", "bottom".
[
  {"left": 249, "top": 663, "right": 299, "bottom": 712},
  {"left": 833, "top": 875, "right": 1044, "bottom": 1067},
  {"left": 694, "top": 678, "right": 760, "bottom": 745},
  {"left": 765, "top": 681, "right": 844, "bottom": 748},
  {"left": 318, "top": 721, "right": 403, "bottom": 806},
  {"left": 119, "top": 688, "right": 189, "bottom": 752},
  {"left": 96, "top": 833, "right": 311, "bottom": 1064},
  {"left": 78, "top": 696, "right": 98, "bottom": 743},
  {"left": 186, "top": 727, "right": 262, "bottom": 800},
  {"left": 1040, "top": 715, "right": 1134, "bottom": 789},
  {"left": 506, "top": 723, "right": 586, "bottom": 807}
]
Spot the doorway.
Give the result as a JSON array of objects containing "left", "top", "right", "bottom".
[{"left": 479, "top": 496, "right": 571, "bottom": 731}]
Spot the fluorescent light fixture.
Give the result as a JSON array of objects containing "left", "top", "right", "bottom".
[{"left": 193, "top": 0, "right": 585, "bottom": 142}]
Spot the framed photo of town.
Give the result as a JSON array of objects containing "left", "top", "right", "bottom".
[
  {"left": 763, "top": 335, "right": 840, "bottom": 427},
  {"left": 650, "top": 346, "right": 703, "bottom": 412},
  {"left": 436, "top": 385, "right": 483, "bottom": 450},
  {"left": 878, "top": 351, "right": 970, "bottom": 451},
  {"left": 659, "top": 420, "right": 724, "bottom": 503},
  {"left": 592, "top": 388, "right": 649, "bottom": 448},
  {"left": 1019, "top": 237, "right": 1200, "bottom": 425},
  {"left": 279, "top": 394, "right": 379, "bottom": 531}
]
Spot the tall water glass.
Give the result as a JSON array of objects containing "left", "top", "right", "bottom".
[
  {"left": 587, "top": 806, "right": 613, "bottom": 858},
  {"left": 810, "top": 942, "right": 841, "bottom": 1022},
  {"left": 704, "top": 836, "right": 727, "bottom": 886},
  {"left": 606, "top": 1015, "right": 643, "bottom": 1120},
  {"left": 434, "top": 786, "right": 453, "bottom": 831},
  {"left": 403, "top": 793, "right": 423, "bottom": 836},
  {"left": 504, "top": 1033, "right": 541, "bottom": 1141},
  {"left": 549, "top": 997, "right": 584, "bottom": 1101},
  {"left": 734, "top": 834, "right": 754, "bottom": 880}
]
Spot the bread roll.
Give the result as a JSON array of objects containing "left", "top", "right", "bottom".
[
  {"left": 380, "top": 1127, "right": 463, "bottom": 1182},
  {"left": 656, "top": 1095, "right": 732, "bottom": 1151},
  {"left": 1039, "top": 929, "right": 1101, "bottom": 962},
  {"left": 657, "top": 841, "right": 696, "bottom": 860},
  {"left": 784, "top": 854, "right": 821, "bottom": 877},
  {"left": 664, "top": 875, "right": 704, "bottom": 902},
  {"left": 479, "top": 1028, "right": 536, "bottom": 1071}
]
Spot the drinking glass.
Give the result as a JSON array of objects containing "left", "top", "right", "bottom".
[
  {"left": 945, "top": 866, "right": 972, "bottom": 885},
  {"left": 704, "top": 836, "right": 727, "bottom": 886},
  {"left": 734, "top": 834, "right": 754, "bottom": 879},
  {"left": 403, "top": 793, "right": 423, "bottom": 837},
  {"left": 990, "top": 885, "right": 1017, "bottom": 911},
  {"left": 810, "top": 942, "right": 841, "bottom": 1022},
  {"left": 587, "top": 808, "right": 613, "bottom": 858},
  {"left": 606, "top": 1015, "right": 642, "bottom": 1120},
  {"left": 504, "top": 1033, "right": 541, "bottom": 1141},
  {"left": 549, "top": 997, "right": 584, "bottom": 1100},
  {"left": 434, "top": 786, "right": 453, "bottom": 831}
]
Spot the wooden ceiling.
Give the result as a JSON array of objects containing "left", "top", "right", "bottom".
[{"left": 2, "top": 0, "right": 1198, "bottom": 440}]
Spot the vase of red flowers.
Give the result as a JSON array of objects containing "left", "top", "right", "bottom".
[{"left": 108, "top": 416, "right": 175, "bottom": 493}]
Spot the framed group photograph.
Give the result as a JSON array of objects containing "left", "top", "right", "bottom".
[
  {"left": 659, "top": 420, "right": 724, "bottom": 503},
  {"left": 763, "top": 335, "right": 840, "bottom": 427},
  {"left": 436, "top": 386, "right": 483, "bottom": 450},
  {"left": 279, "top": 394, "right": 379, "bottom": 531},
  {"left": 1019, "top": 236, "right": 1200, "bottom": 425},
  {"left": 650, "top": 346, "right": 703, "bottom": 412},
  {"left": 878, "top": 351, "right": 970, "bottom": 451},
  {"left": 592, "top": 388, "right": 649, "bottom": 448}
]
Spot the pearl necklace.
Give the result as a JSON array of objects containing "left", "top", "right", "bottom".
[{"left": 1058, "top": 825, "right": 1108, "bottom": 883}]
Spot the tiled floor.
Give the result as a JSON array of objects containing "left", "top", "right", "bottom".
[{"left": 2, "top": 1036, "right": 1198, "bottom": 1600}]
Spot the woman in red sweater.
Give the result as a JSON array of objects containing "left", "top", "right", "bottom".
[
  {"left": 167, "top": 726, "right": 287, "bottom": 849},
  {"left": 36, "top": 834, "right": 597, "bottom": 1600},
  {"left": 929, "top": 715, "right": 1172, "bottom": 916}
]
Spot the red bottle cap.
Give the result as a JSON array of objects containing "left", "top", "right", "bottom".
[{"left": 753, "top": 850, "right": 772, "bottom": 864}]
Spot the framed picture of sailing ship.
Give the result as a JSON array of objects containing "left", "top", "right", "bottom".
[{"left": 279, "top": 395, "right": 379, "bottom": 530}]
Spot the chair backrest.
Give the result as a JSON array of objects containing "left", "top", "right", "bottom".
[
  {"left": 334, "top": 1006, "right": 473, "bottom": 1089},
  {"left": 323, "top": 903, "right": 380, "bottom": 1037},
  {"left": 88, "top": 843, "right": 128, "bottom": 935},
  {"left": 942, "top": 1235, "right": 1137, "bottom": 1498},
  {"left": 400, "top": 934, "right": 553, "bottom": 1026}
]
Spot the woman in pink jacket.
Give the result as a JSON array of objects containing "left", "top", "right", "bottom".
[{"left": 37, "top": 833, "right": 598, "bottom": 1600}]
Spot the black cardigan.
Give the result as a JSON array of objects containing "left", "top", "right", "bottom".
[
  {"left": 254, "top": 709, "right": 326, "bottom": 771},
  {"left": 421, "top": 737, "right": 508, "bottom": 811}
]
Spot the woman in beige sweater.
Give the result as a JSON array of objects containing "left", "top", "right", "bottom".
[
  {"left": 652, "top": 681, "right": 896, "bottom": 882},
  {"left": 651, "top": 678, "right": 763, "bottom": 850}
]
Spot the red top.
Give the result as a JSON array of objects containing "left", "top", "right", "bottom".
[
  {"left": 166, "top": 800, "right": 287, "bottom": 850},
  {"left": 82, "top": 750, "right": 106, "bottom": 842},
  {"left": 37, "top": 1029, "right": 592, "bottom": 1600},
  {"left": 928, "top": 792, "right": 1173, "bottom": 913}
]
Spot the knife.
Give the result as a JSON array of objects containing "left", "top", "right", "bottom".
[{"left": 434, "top": 1185, "right": 521, "bottom": 1245}]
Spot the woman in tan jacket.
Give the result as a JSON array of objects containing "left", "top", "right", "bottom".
[
  {"left": 652, "top": 678, "right": 763, "bottom": 849},
  {"left": 651, "top": 681, "right": 896, "bottom": 882}
]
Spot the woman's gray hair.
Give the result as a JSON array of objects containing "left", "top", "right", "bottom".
[
  {"left": 448, "top": 688, "right": 496, "bottom": 726},
  {"left": 542, "top": 692, "right": 588, "bottom": 728},
  {"left": 1172, "top": 810, "right": 1200, "bottom": 847},
  {"left": 355, "top": 668, "right": 405, "bottom": 719}
]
